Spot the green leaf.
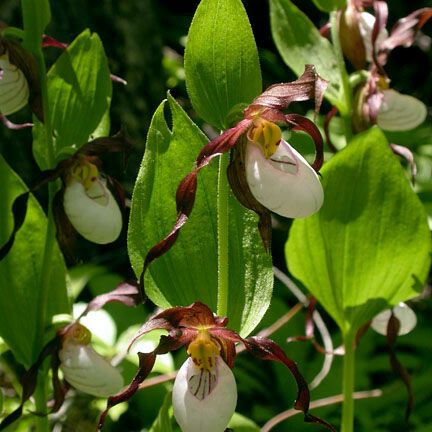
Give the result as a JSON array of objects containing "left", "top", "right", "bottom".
[
  {"left": 184, "top": 0, "right": 262, "bottom": 130},
  {"left": 0, "top": 156, "right": 69, "bottom": 367},
  {"left": 286, "top": 128, "right": 431, "bottom": 334},
  {"left": 270, "top": 0, "right": 343, "bottom": 110},
  {"left": 228, "top": 413, "right": 260, "bottom": 432},
  {"left": 149, "top": 391, "right": 173, "bottom": 432},
  {"left": 68, "top": 264, "right": 108, "bottom": 301},
  {"left": 33, "top": 29, "right": 112, "bottom": 169},
  {"left": 128, "top": 95, "right": 273, "bottom": 337},
  {"left": 310, "top": 0, "right": 346, "bottom": 12}
]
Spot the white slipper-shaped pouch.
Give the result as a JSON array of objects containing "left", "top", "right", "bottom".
[
  {"left": 377, "top": 89, "right": 427, "bottom": 131},
  {"left": 63, "top": 177, "right": 122, "bottom": 244},
  {"left": 245, "top": 139, "right": 324, "bottom": 218},
  {"left": 59, "top": 342, "right": 124, "bottom": 398},
  {"left": 59, "top": 323, "right": 123, "bottom": 398},
  {"left": 172, "top": 357, "right": 237, "bottom": 432},
  {"left": 371, "top": 302, "right": 417, "bottom": 336},
  {"left": 0, "top": 51, "right": 29, "bottom": 115}
]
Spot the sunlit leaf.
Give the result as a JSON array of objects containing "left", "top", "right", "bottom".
[
  {"left": 0, "top": 156, "right": 68, "bottom": 367},
  {"left": 184, "top": 0, "right": 262, "bottom": 129},
  {"left": 270, "top": 0, "right": 344, "bottom": 112},
  {"left": 286, "top": 127, "right": 431, "bottom": 334},
  {"left": 310, "top": 0, "right": 346, "bottom": 13},
  {"left": 228, "top": 413, "right": 260, "bottom": 432},
  {"left": 149, "top": 391, "right": 173, "bottom": 432},
  {"left": 128, "top": 94, "right": 273, "bottom": 337},
  {"left": 33, "top": 29, "right": 112, "bottom": 169}
]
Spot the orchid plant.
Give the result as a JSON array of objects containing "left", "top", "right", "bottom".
[{"left": 0, "top": 0, "right": 431, "bottom": 432}]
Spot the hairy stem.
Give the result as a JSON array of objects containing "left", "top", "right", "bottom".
[
  {"left": 341, "top": 331, "right": 356, "bottom": 432},
  {"left": 217, "top": 152, "right": 230, "bottom": 317}
]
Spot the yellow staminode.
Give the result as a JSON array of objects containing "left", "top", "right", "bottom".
[
  {"left": 249, "top": 118, "right": 282, "bottom": 159},
  {"left": 377, "top": 75, "right": 390, "bottom": 91},
  {"left": 187, "top": 329, "right": 220, "bottom": 371},
  {"left": 69, "top": 159, "right": 100, "bottom": 190},
  {"left": 63, "top": 322, "right": 92, "bottom": 346}
]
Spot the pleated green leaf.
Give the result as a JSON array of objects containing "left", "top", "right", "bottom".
[
  {"left": 128, "top": 95, "right": 273, "bottom": 337},
  {"left": 0, "top": 156, "right": 68, "bottom": 367},
  {"left": 270, "top": 0, "right": 344, "bottom": 111},
  {"left": 33, "top": 29, "right": 112, "bottom": 169},
  {"left": 286, "top": 128, "right": 431, "bottom": 334},
  {"left": 184, "top": 0, "right": 262, "bottom": 130}
]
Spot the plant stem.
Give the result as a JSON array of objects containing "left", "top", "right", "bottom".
[
  {"left": 21, "top": 0, "right": 58, "bottom": 360},
  {"left": 330, "top": 11, "right": 353, "bottom": 141},
  {"left": 216, "top": 152, "right": 230, "bottom": 317},
  {"left": 341, "top": 331, "right": 356, "bottom": 432},
  {"left": 331, "top": 12, "right": 356, "bottom": 427},
  {"left": 31, "top": 48, "right": 56, "bottom": 432},
  {"left": 21, "top": 3, "right": 56, "bottom": 430},
  {"left": 34, "top": 371, "right": 49, "bottom": 432}
]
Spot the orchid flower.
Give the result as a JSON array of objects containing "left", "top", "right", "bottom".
[
  {"left": 0, "top": 132, "right": 130, "bottom": 262},
  {"left": 245, "top": 121, "right": 323, "bottom": 218},
  {"left": 139, "top": 65, "right": 326, "bottom": 291},
  {"left": 370, "top": 301, "right": 418, "bottom": 419},
  {"left": 0, "top": 50, "right": 29, "bottom": 116},
  {"left": 0, "top": 282, "right": 140, "bottom": 431},
  {"left": 97, "top": 302, "right": 335, "bottom": 431},
  {"left": 371, "top": 302, "right": 417, "bottom": 336},
  {"left": 63, "top": 157, "right": 123, "bottom": 244},
  {"left": 0, "top": 25, "right": 43, "bottom": 127},
  {"left": 346, "top": 1, "right": 431, "bottom": 132},
  {"left": 59, "top": 322, "right": 124, "bottom": 398},
  {"left": 357, "top": 9, "right": 388, "bottom": 64}
]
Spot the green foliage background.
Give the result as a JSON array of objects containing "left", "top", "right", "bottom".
[{"left": 0, "top": 1, "right": 431, "bottom": 431}]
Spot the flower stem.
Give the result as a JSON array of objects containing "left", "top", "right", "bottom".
[
  {"left": 341, "top": 331, "right": 356, "bottom": 432},
  {"left": 34, "top": 372, "right": 49, "bottom": 432},
  {"left": 217, "top": 152, "right": 230, "bottom": 317},
  {"left": 20, "top": 0, "right": 57, "bottom": 362},
  {"left": 330, "top": 11, "right": 353, "bottom": 141},
  {"left": 21, "top": 2, "right": 56, "bottom": 430}
]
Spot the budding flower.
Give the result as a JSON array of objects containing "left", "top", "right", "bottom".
[
  {"left": 59, "top": 323, "right": 124, "bottom": 398},
  {"left": 376, "top": 89, "right": 427, "bottom": 132},
  {"left": 63, "top": 159, "right": 122, "bottom": 244},
  {"left": 0, "top": 51, "right": 30, "bottom": 116},
  {"left": 371, "top": 303, "right": 417, "bottom": 336},
  {"left": 245, "top": 120, "right": 323, "bottom": 218},
  {"left": 358, "top": 12, "right": 389, "bottom": 63},
  {"left": 172, "top": 331, "right": 237, "bottom": 432}
]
